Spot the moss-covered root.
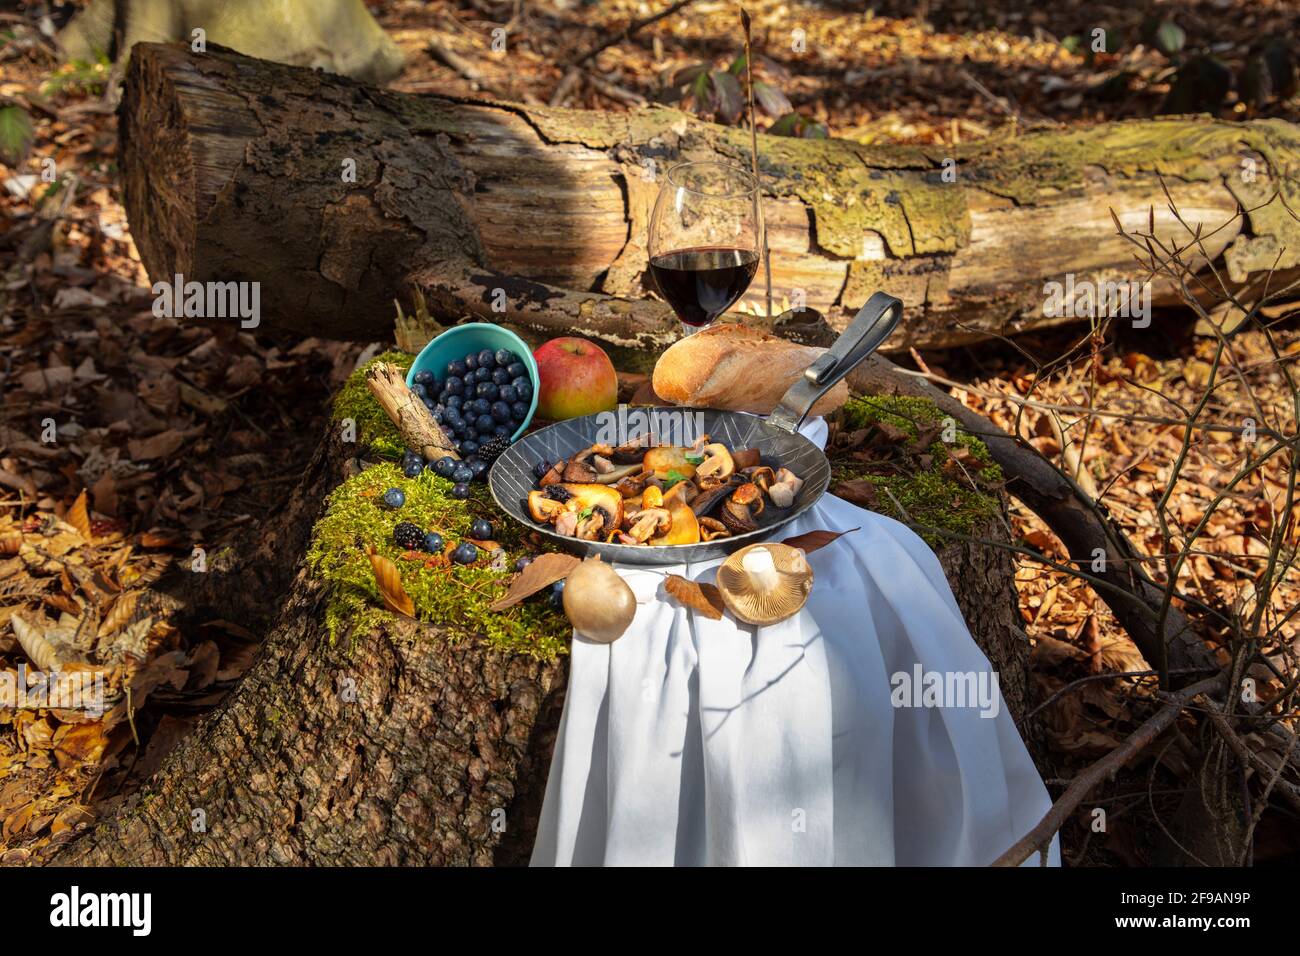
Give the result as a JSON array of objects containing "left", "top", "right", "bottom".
[
  {"left": 835, "top": 394, "right": 1003, "bottom": 547},
  {"left": 307, "top": 463, "right": 572, "bottom": 659}
]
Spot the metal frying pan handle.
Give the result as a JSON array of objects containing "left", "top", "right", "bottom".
[{"left": 767, "top": 291, "right": 904, "bottom": 434}]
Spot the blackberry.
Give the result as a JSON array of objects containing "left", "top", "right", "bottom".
[
  {"left": 394, "top": 521, "right": 424, "bottom": 551},
  {"left": 478, "top": 434, "right": 511, "bottom": 464}
]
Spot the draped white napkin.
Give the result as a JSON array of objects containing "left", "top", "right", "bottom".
[{"left": 529, "top": 417, "right": 1057, "bottom": 867}]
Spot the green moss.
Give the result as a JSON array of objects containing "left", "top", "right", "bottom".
[
  {"left": 307, "top": 461, "right": 571, "bottom": 660},
  {"left": 833, "top": 395, "right": 1002, "bottom": 548},
  {"left": 331, "top": 351, "right": 414, "bottom": 460}
]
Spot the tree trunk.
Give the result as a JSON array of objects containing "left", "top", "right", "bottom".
[
  {"left": 120, "top": 43, "right": 1300, "bottom": 351},
  {"left": 54, "top": 423, "right": 1026, "bottom": 865}
]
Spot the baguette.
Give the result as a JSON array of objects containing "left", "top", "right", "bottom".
[{"left": 651, "top": 323, "right": 848, "bottom": 416}]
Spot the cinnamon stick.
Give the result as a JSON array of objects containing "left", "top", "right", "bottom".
[{"left": 364, "top": 362, "right": 460, "bottom": 461}]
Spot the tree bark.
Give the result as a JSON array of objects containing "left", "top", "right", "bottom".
[
  {"left": 120, "top": 43, "right": 1300, "bottom": 351},
  {"left": 54, "top": 421, "right": 1027, "bottom": 865}
]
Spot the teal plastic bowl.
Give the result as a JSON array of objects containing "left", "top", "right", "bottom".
[{"left": 405, "top": 323, "right": 539, "bottom": 442}]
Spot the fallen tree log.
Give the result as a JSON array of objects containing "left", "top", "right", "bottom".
[
  {"left": 121, "top": 43, "right": 1300, "bottom": 350},
  {"left": 53, "top": 381, "right": 1026, "bottom": 865}
]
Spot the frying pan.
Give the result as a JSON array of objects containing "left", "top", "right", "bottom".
[{"left": 489, "top": 292, "right": 904, "bottom": 566}]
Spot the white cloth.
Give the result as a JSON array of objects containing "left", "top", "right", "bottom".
[{"left": 530, "top": 417, "right": 1056, "bottom": 867}]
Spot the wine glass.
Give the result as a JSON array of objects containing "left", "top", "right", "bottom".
[{"left": 648, "top": 161, "right": 762, "bottom": 335}]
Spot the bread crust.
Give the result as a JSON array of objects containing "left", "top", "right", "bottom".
[{"left": 651, "top": 324, "right": 848, "bottom": 416}]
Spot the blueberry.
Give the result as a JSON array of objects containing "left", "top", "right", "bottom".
[
  {"left": 445, "top": 394, "right": 463, "bottom": 410},
  {"left": 532, "top": 459, "right": 551, "bottom": 479},
  {"left": 548, "top": 578, "right": 565, "bottom": 609},
  {"left": 423, "top": 397, "right": 436, "bottom": 411},
  {"left": 491, "top": 368, "right": 511, "bottom": 386},
  {"left": 491, "top": 401, "right": 512, "bottom": 422},
  {"left": 475, "top": 414, "right": 496, "bottom": 433},
  {"left": 473, "top": 397, "right": 493, "bottom": 416},
  {"left": 412, "top": 382, "right": 428, "bottom": 399},
  {"left": 450, "top": 482, "right": 471, "bottom": 500},
  {"left": 446, "top": 359, "right": 467, "bottom": 378},
  {"left": 402, "top": 458, "right": 423, "bottom": 478},
  {"left": 414, "top": 369, "right": 435, "bottom": 386},
  {"left": 494, "top": 424, "right": 511, "bottom": 438},
  {"left": 461, "top": 439, "right": 479, "bottom": 456},
  {"left": 467, "top": 458, "right": 490, "bottom": 481},
  {"left": 499, "top": 384, "right": 517, "bottom": 404},
  {"left": 475, "top": 366, "right": 492, "bottom": 383},
  {"left": 514, "top": 555, "right": 534, "bottom": 573},
  {"left": 443, "top": 376, "right": 464, "bottom": 396},
  {"left": 477, "top": 348, "right": 496, "bottom": 368},
  {"left": 431, "top": 408, "right": 444, "bottom": 424},
  {"left": 452, "top": 540, "right": 479, "bottom": 564},
  {"left": 470, "top": 517, "right": 494, "bottom": 540},
  {"left": 512, "top": 378, "right": 533, "bottom": 401},
  {"left": 434, "top": 456, "right": 458, "bottom": 478},
  {"left": 423, "top": 531, "right": 445, "bottom": 553},
  {"left": 464, "top": 351, "right": 479, "bottom": 371},
  {"left": 380, "top": 487, "right": 405, "bottom": 509},
  {"left": 476, "top": 381, "right": 499, "bottom": 401},
  {"left": 511, "top": 401, "right": 529, "bottom": 421},
  {"left": 494, "top": 348, "right": 513, "bottom": 367},
  {"left": 506, "top": 361, "right": 526, "bottom": 379},
  {"left": 452, "top": 463, "right": 475, "bottom": 484}
]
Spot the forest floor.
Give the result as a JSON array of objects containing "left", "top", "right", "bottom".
[{"left": 1, "top": 0, "right": 1298, "bottom": 865}]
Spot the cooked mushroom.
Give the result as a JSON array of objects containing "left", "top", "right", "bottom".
[
  {"left": 698, "top": 517, "right": 731, "bottom": 541},
  {"left": 554, "top": 511, "right": 579, "bottom": 537},
  {"left": 626, "top": 507, "right": 672, "bottom": 542},
  {"left": 775, "top": 467, "right": 803, "bottom": 495},
  {"left": 732, "top": 447, "right": 762, "bottom": 470},
  {"left": 613, "top": 469, "right": 654, "bottom": 498},
  {"left": 689, "top": 474, "right": 742, "bottom": 518},
  {"left": 650, "top": 497, "right": 700, "bottom": 545},
  {"left": 733, "top": 481, "right": 765, "bottom": 517},
  {"left": 720, "top": 484, "right": 761, "bottom": 534},
  {"left": 593, "top": 462, "right": 644, "bottom": 485},
  {"left": 539, "top": 461, "right": 566, "bottom": 486},
  {"left": 575, "top": 505, "right": 612, "bottom": 540},
  {"left": 743, "top": 465, "right": 776, "bottom": 493},
  {"left": 664, "top": 478, "right": 698, "bottom": 506},
  {"left": 610, "top": 433, "right": 656, "bottom": 464},
  {"left": 716, "top": 544, "right": 814, "bottom": 625},
  {"left": 695, "top": 443, "right": 735, "bottom": 486},
  {"left": 527, "top": 491, "right": 566, "bottom": 523},
  {"left": 768, "top": 481, "right": 797, "bottom": 508},
  {"left": 643, "top": 446, "right": 698, "bottom": 481},
  {"left": 563, "top": 444, "right": 615, "bottom": 483}
]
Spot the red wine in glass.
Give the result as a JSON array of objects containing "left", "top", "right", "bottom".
[
  {"left": 648, "top": 246, "right": 760, "bottom": 328},
  {"left": 648, "top": 162, "right": 762, "bottom": 334}
]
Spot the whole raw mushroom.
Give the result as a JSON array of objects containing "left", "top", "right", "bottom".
[{"left": 561, "top": 556, "right": 637, "bottom": 643}]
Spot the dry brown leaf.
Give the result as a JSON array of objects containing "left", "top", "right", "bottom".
[
  {"left": 368, "top": 549, "right": 415, "bottom": 618},
  {"left": 664, "top": 574, "right": 724, "bottom": 619},
  {"left": 834, "top": 478, "right": 879, "bottom": 508},
  {"left": 98, "top": 590, "right": 140, "bottom": 639},
  {"left": 52, "top": 723, "right": 109, "bottom": 768},
  {"left": 66, "top": 490, "right": 92, "bottom": 542},
  {"left": 489, "top": 552, "right": 580, "bottom": 611},
  {"left": 781, "top": 526, "right": 859, "bottom": 554}
]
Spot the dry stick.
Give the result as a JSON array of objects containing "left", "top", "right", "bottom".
[
  {"left": 992, "top": 672, "right": 1227, "bottom": 867},
  {"left": 563, "top": 0, "right": 699, "bottom": 68},
  {"left": 741, "top": 6, "right": 773, "bottom": 319},
  {"left": 364, "top": 362, "right": 460, "bottom": 461}
]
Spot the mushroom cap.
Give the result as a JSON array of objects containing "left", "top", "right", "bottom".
[
  {"left": 562, "top": 556, "right": 637, "bottom": 642},
  {"left": 716, "top": 543, "right": 813, "bottom": 626}
]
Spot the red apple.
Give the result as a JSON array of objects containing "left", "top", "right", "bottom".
[{"left": 533, "top": 337, "right": 618, "bottom": 420}]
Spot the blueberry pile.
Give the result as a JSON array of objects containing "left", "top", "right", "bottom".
[{"left": 412, "top": 347, "right": 531, "bottom": 469}]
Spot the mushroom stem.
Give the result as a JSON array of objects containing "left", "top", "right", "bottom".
[{"left": 740, "top": 546, "right": 779, "bottom": 592}]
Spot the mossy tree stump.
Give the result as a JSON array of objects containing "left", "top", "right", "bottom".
[{"left": 54, "top": 361, "right": 1029, "bottom": 865}]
